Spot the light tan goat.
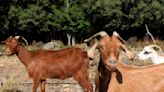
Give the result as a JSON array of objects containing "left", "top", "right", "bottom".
[
  {"left": 85, "top": 31, "right": 164, "bottom": 92},
  {"left": 138, "top": 45, "right": 164, "bottom": 64}
]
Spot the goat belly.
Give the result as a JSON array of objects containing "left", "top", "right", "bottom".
[
  {"left": 28, "top": 64, "right": 72, "bottom": 79},
  {"left": 46, "top": 69, "right": 72, "bottom": 80}
]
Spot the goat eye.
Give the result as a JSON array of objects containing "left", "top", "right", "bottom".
[
  {"left": 98, "top": 45, "right": 103, "bottom": 50},
  {"left": 144, "top": 51, "right": 151, "bottom": 54}
]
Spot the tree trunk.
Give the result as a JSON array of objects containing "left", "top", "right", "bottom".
[
  {"left": 66, "top": 0, "right": 70, "bottom": 11},
  {"left": 66, "top": 0, "right": 71, "bottom": 46},
  {"left": 67, "top": 33, "right": 71, "bottom": 46},
  {"left": 72, "top": 35, "right": 76, "bottom": 46}
]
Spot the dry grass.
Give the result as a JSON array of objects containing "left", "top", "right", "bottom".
[{"left": 126, "top": 37, "right": 164, "bottom": 51}]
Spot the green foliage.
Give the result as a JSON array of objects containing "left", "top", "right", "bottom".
[
  {"left": 0, "top": 0, "right": 164, "bottom": 42},
  {"left": 49, "top": 2, "right": 90, "bottom": 34},
  {"left": 91, "top": 0, "right": 164, "bottom": 33},
  {"left": 10, "top": 0, "right": 51, "bottom": 32},
  {"left": 4, "top": 0, "right": 90, "bottom": 42}
]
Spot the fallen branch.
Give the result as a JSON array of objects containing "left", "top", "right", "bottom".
[{"left": 145, "top": 24, "right": 156, "bottom": 44}]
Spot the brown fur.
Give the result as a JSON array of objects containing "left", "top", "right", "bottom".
[
  {"left": 87, "top": 32, "right": 164, "bottom": 92},
  {"left": 108, "top": 63, "right": 164, "bottom": 92},
  {"left": 95, "top": 35, "right": 122, "bottom": 92},
  {"left": 4, "top": 36, "right": 93, "bottom": 92}
]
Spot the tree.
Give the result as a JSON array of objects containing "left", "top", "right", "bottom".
[
  {"left": 0, "top": 0, "right": 164, "bottom": 42},
  {"left": 90, "top": 0, "right": 164, "bottom": 39},
  {"left": 49, "top": 0, "right": 90, "bottom": 45}
]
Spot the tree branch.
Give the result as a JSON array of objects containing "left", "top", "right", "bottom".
[{"left": 145, "top": 24, "right": 156, "bottom": 44}]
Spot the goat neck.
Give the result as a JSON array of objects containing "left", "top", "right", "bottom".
[
  {"left": 17, "top": 45, "right": 31, "bottom": 67},
  {"left": 150, "top": 52, "right": 159, "bottom": 64},
  {"left": 151, "top": 54, "right": 164, "bottom": 64}
]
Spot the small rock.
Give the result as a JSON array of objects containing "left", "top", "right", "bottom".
[{"left": 0, "top": 64, "right": 4, "bottom": 67}]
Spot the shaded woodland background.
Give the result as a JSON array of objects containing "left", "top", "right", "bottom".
[{"left": 0, "top": 0, "right": 164, "bottom": 45}]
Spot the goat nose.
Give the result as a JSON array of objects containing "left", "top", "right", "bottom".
[
  {"left": 109, "top": 59, "right": 116, "bottom": 64},
  {"left": 5, "top": 51, "right": 9, "bottom": 54}
]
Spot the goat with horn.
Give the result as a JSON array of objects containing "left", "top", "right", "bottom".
[
  {"left": 4, "top": 36, "right": 93, "bottom": 92},
  {"left": 138, "top": 45, "right": 164, "bottom": 64},
  {"left": 85, "top": 31, "right": 164, "bottom": 92},
  {"left": 84, "top": 31, "right": 135, "bottom": 92}
]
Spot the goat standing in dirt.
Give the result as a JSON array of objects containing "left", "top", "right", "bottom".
[{"left": 4, "top": 36, "right": 93, "bottom": 92}]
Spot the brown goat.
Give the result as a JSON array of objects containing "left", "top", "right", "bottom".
[
  {"left": 4, "top": 36, "right": 93, "bottom": 92},
  {"left": 85, "top": 31, "right": 164, "bottom": 92}
]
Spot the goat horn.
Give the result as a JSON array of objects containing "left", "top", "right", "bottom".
[
  {"left": 15, "top": 36, "right": 28, "bottom": 46},
  {"left": 113, "top": 31, "right": 120, "bottom": 37},
  {"left": 113, "top": 31, "right": 126, "bottom": 44},
  {"left": 15, "top": 36, "right": 20, "bottom": 39},
  {"left": 148, "top": 45, "right": 162, "bottom": 53},
  {"left": 84, "top": 31, "right": 108, "bottom": 42},
  {"left": 9, "top": 36, "right": 13, "bottom": 38}
]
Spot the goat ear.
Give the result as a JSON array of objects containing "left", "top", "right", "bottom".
[
  {"left": 153, "top": 47, "right": 159, "bottom": 51},
  {"left": 115, "top": 69, "right": 123, "bottom": 84},
  {"left": 113, "top": 31, "right": 126, "bottom": 44},
  {"left": 87, "top": 42, "right": 98, "bottom": 59},
  {"left": 152, "top": 46, "right": 162, "bottom": 52},
  {"left": 121, "top": 45, "right": 136, "bottom": 60},
  {"left": 148, "top": 45, "right": 162, "bottom": 53}
]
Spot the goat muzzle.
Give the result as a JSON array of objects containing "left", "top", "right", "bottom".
[
  {"left": 104, "top": 62, "right": 117, "bottom": 72},
  {"left": 5, "top": 51, "right": 13, "bottom": 56},
  {"left": 109, "top": 59, "right": 117, "bottom": 64}
]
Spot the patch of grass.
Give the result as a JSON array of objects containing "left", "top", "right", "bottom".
[{"left": 0, "top": 45, "right": 5, "bottom": 52}]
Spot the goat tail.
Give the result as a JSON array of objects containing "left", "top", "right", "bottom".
[{"left": 84, "top": 31, "right": 108, "bottom": 42}]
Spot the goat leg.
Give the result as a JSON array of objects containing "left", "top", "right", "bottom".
[
  {"left": 40, "top": 79, "right": 46, "bottom": 92},
  {"left": 33, "top": 78, "right": 40, "bottom": 92}
]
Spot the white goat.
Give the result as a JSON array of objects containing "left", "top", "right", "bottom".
[{"left": 137, "top": 45, "right": 164, "bottom": 64}]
